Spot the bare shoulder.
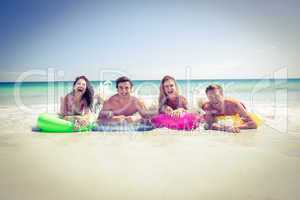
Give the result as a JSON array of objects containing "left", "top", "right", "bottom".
[
  {"left": 102, "top": 94, "right": 118, "bottom": 107},
  {"left": 225, "top": 98, "right": 245, "bottom": 110},
  {"left": 65, "top": 92, "right": 72, "bottom": 98},
  {"left": 225, "top": 98, "right": 240, "bottom": 105},
  {"left": 131, "top": 96, "right": 144, "bottom": 105},
  {"left": 63, "top": 93, "right": 74, "bottom": 102},
  {"left": 106, "top": 94, "right": 119, "bottom": 102},
  {"left": 131, "top": 96, "right": 140, "bottom": 101}
]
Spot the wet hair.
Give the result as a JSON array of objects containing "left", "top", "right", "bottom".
[
  {"left": 205, "top": 84, "right": 223, "bottom": 94},
  {"left": 73, "top": 75, "right": 94, "bottom": 110},
  {"left": 158, "top": 75, "right": 180, "bottom": 111},
  {"left": 115, "top": 76, "right": 133, "bottom": 88}
]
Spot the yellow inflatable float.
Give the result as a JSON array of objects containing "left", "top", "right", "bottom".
[{"left": 216, "top": 113, "right": 263, "bottom": 127}]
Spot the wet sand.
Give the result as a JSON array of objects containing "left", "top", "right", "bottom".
[{"left": 0, "top": 106, "right": 300, "bottom": 200}]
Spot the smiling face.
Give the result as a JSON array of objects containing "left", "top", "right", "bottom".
[
  {"left": 163, "top": 79, "right": 177, "bottom": 99},
  {"left": 206, "top": 88, "right": 224, "bottom": 110},
  {"left": 73, "top": 78, "right": 87, "bottom": 95},
  {"left": 117, "top": 81, "right": 132, "bottom": 97}
]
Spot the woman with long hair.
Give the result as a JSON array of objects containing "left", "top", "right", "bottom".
[
  {"left": 158, "top": 75, "right": 188, "bottom": 117},
  {"left": 60, "top": 75, "right": 94, "bottom": 129},
  {"left": 151, "top": 75, "right": 201, "bottom": 131}
]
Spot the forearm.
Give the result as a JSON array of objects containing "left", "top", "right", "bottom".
[
  {"left": 159, "top": 105, "right": 168, "bottom": 114},
  {"left": 174, "top": 108, "right": 187, "bottom": 113},
  {"left": 205, "top": 122, "right": 231, "bottom": 132},
  {"left": 63, "top": 115, "right": 75, "bottom": 121},
  {"left": 139, "top": 109, "right": 158, "bottom": 119},
  {"left": 126, "top": 115, "right": 141, "bottom": 123},
  {"left": 81, "top": 113, "right": 91, "bottom": 121},
  {"left": 99, "top": 110, "right": 113, "bottom": 119},
  {"left": 159, "top": 105, "right": 173, "bottom": 115},
  {"left": 238, "top": 121, "right": 257, "bottom": 129}
]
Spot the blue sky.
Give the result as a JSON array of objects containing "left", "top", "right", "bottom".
[{"left": 0, "top": 0, "right": 299, "bottom": 81}]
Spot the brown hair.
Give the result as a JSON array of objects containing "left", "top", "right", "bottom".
[
  {"left": 73, "top": 75, "right": 94, "bottom": 109},
  {"left": 158, "top": 75, "right": 180, "bottom": 110},
  {"left": 115, "top": 76, "right": 133, "bottom": 88},
  {"left": 205, "top": 84, "right": 223, "bottom": 94}
]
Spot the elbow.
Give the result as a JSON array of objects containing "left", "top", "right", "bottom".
[{"left": 249, "top": 122, "right": 258, "bottom": 129}]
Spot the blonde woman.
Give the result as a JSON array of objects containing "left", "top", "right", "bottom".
[
  {"left": 158, "top": 75, "right": 188, "bottom": 117},
  {"left": 152, "top": 75, "right": 201, "bottom": 130}
]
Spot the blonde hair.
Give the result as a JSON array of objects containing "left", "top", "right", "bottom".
[{"left": 158, "top": 75, "right": 180, "bottom": 111}]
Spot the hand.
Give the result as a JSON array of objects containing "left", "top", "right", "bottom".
[
  {"left": 225, "top": 126, "right": 240, "bottom": 133},
  {"left": 74, "top": 118, "right": 89, "bottom": 130},
  {"left": 164, "top": 106, "right": 173, "bottom": 115},
  {"left": 111, "top": 115, "right": 126, "bottom": 123},
  {"left": 125, "top": 115, "right": 141, "bottom": 123},
  {"left": 171, "top": 108, "right": 186, "bottom": 118}
]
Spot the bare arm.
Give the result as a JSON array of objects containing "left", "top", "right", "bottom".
[
  {"left": 180, "top": 96, "right": 188, "bottom": 110},
  {"left": 136, "top": 99, "right": 158, "bottom": 118},
  {"left": 60, "top": 96, "right": 79, "bottom": 120},
  {"left": 203, "top": 105, "right": 240, "bottom": 133},
  {"left": 170, "top": 96, "right": 188, "bottom": 117},
  {"left": 159, "top": 105, "right": 173, "bottom": 115},
  {"left": 205, "top": 120, "right": 241, "bottom": 133},
  {"left": 98, "top": 100, "right": 113, "bottom": 120},
  {"left": 98, "top": 99, "right": 127, "bottom": 123},
  {"left": 236, "top": 103, "right": 257, "bottom": 129}
]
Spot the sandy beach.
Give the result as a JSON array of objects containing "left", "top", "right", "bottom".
[{"left": 0, "top": 105, "right": 300, "bottom": 200}]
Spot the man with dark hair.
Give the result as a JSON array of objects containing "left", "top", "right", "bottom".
[
  {"left": 98, "top": 76, "right": 150, "bottom": 123},
  {"left": 205, "top": 84, "right": 223, "bottom": 94},
  {"left": 202, "top": 84, "right": 257, "bottom": 133},
  {"left": 115, "top": 76, "right": 133, "bottom": 88}
]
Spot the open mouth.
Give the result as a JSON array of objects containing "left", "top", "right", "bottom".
[{"left": 77, "top": 88, "right": 84, "bottom": 92}]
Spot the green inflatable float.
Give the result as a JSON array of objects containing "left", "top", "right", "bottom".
[{"left": 37, "top": 113, "right": 94, "bottom": 133}]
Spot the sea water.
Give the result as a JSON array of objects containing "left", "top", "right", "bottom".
[
  {"left": 0, "top": 79, "right": 299, "bottom": 132},
  {"left": 0, "top": 79, "right": 298, "bottom": 106}
]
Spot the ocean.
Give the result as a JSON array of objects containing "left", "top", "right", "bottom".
[
  {"left": 0, "top": 78, "right": 299, "bottom": 106},
  {"left": 1, "top": 78, "right": 299, "bottom": 133}
]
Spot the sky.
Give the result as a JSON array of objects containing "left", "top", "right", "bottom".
[{"left": 0, "top": 0, "right": 299, "bottom": 81}]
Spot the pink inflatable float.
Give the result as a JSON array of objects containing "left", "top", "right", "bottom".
[{"left": 151, "top": 113, "right": 201, "bottom": 131}]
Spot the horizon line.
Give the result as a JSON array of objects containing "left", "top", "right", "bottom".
[{"left": 0, "top": 77, "right": 299, "bottom": 84}]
